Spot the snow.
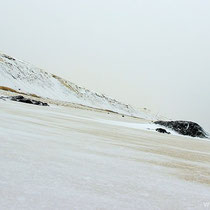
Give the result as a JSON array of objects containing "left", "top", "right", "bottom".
[
  {"left": 53, "top": 113, "right": 181, "bottom": 136},
  {"left": 1, "top": 100, "right": 210, "bottom": 210},
  {"left": 0, "top": 53, "right": 152, "bottom": 119}
]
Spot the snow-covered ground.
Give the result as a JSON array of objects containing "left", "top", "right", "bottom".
[
  {"left": 1, "top": 100, "right": 210, "bottom": 210},
  {"left": 0, "top": 53, "right": 152, "bottom": 119}
]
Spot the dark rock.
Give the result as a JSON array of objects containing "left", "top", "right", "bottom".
[
  {"left": 12, "top": 95, "right": 24, "bottom": 100},
  {"left": 10, "top": 95, "right": 49, "bottom": 106},
  {"left": 154, "top": 121, "right": 207, "bottom": 138},
  {"left": 3, "top": 54, "right": 15, "bottom": 61},
  {"left": 156, "top": 128, "right": 170, "bottom": 134},
  {"left": 0, "top": 96, "right": 6, "bottom": 101}
]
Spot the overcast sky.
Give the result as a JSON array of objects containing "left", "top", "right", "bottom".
[{"left": 0, "top": 0, "right": 210, "bottom": 130}]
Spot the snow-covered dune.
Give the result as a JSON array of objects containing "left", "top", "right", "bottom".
[
  {"left": 1, "top": 100, "right": 210, "bottom": 210},
  {"left": 0, "top": 53, "right": 147, "bottom": 118}
]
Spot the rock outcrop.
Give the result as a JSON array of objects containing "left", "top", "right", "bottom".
[
  {"left": 154, "top": 121, "right": 207, "bottom": 138},
  {"left": 10, "top": 95, "right": 49, "bottom": 106},
  {"left": 0, "top": 95, "right": 49, "bottom": 106},
  {"left": 156, "top": 128, "right": 170, "bottom": 134}
]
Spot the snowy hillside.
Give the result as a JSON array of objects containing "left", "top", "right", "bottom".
[{"left": 0, "top": 53, "right": 148, "bottom": 118}]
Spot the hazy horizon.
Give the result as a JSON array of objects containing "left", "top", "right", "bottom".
[{"left": 0, "top": 0, "right": 209, "bottom": 130}]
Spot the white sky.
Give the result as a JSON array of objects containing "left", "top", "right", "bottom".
[{"left": 0, "top": 0, "right": 210, "bottom": 130}]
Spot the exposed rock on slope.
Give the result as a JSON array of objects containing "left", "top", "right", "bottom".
[
  {"left": 154, "top": 121, "right": 208, "bottom": 138},
  {"left": 0, "top": 95, "right": 49, "bottom": 106},
  {"left": 11, "top": 95, "right": 49, "bottom": 106},
  {"left": 156, "top": 128, "right": 170, "bottom": 134},
  {"left": 0, "top": 53, "right": 148, "bottom": 118}
]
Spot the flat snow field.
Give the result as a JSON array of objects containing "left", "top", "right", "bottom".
[{"left": 0, "top": 100, "right": 210, "bottom": 210}]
